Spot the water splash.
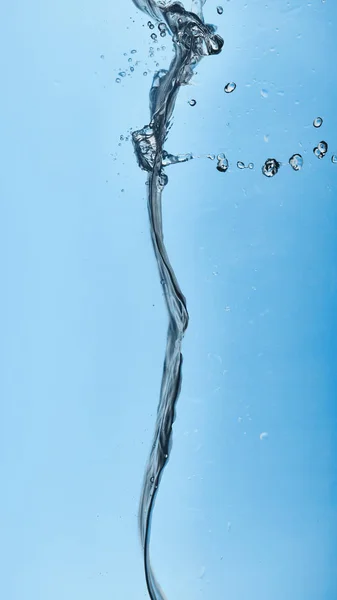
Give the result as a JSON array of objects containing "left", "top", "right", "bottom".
[{"left": 131, "top": 2, "right": 223, "bottom": 599}]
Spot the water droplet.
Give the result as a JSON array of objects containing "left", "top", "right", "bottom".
[
  {"left": 119, "top": 71, "right": 126, "bottom": 77},
  {"left": 143, "top": 71, "right": 148, "bottom": 76},
  {"left": 332, "top": 155, "right": 337, "bottom": 164},
  {"left": 217, "top": 5, "right": 223, "bottom": 14},
  {"left": 216, "top": 154, "right": 229, "bottom": 172},
  {"left": 115, "top": 77, "right": 121, "bottom": 83},
  {"left": 237, "top": 161, "right": 245, "bottom": 169},
  {"left": 262, "top": 158, "right": 280, "bottom": 177},
  {"left": 313, "top": 116, "right": 323, "bottom": 128},
  {"left": 224, "top": 82, "right": 236, "bottom": 93},
  {"left": 131, "top": 49, "right": 137, "bottom": 54},
  {"left": 248, "top": 163, "right": 254, "bottom": 169},
  {"left": 130, "top": 66, "right": 134, "bottom": 72},
  {"left": 289, "top": 153, "right": 303, "bottom": 171},
  {"left": 189, "top": 99, "right": 196, "bottom": 106}
]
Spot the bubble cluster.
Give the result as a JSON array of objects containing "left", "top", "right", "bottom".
[
  {"left": 313, "top": 141, "right": 328, "bottom": 159},
  {"left": 262, "top": 158, "right": 280, "bottom": 177}
]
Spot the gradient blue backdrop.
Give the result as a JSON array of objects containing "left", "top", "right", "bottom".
[{"left": 0, "top": 1, "right": 336, "bottom": 599}]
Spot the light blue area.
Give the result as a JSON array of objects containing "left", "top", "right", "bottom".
[{"left": 0, "top": 1, "right": 336, "bottom": 599}]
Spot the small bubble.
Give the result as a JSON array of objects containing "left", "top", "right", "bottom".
[
  {"left": 262, "top": 158, "right": 280, "bottom": 177},
  {"left": 313, "top": 116, "right": 323, "bottom": 128},
  {"left": 143, "top": 71, "right": 148, "bottom": 76},
  {"left": 189, "top": 99, "right": 197, "bottom": 106},
  {"left": 248, "top": 163, "right": 254, "bottom": 169},
  {"left": 217, "top": 5, "right": 224, "bottom": 14},
  {"left": 160, "top": 30, "right": 166, "bottom": 37},
  {"left": 131, "top": 49, "right": 137, "bottom": 54},
  {"left": 150, "top": 476, "right": 154, "bottom": 483},
  {"left": 115, "top": 77, "right": 121, "bottom": 83},
  {"left": 224, "top": 82, "right": 236, "bottom": 93},
  {"left": 261, "top": 88, "right": 268, "bottom": 98},
  {"left": 151, "top": 33, "right": 157, "bottom": 40},
  {"left": 158, "top": 22, "right": 166, "bottom": 32},
  {"left": 237, "top": 161, "right": 245, "bottom": 169},
  {"left": 332, "top": 155, "right": 337, "bottom": 164},
  {"left": 130, "top": 66, "right": 134, "bottom": 72},
  {"left": 119, "top": 71, "right": 126, "bottom": 77},
  {"left": 216, "top": 153, "right": 229, "bottom": 173},
  {"left": 100, "top": 54, "right": 105, "bottom": 59},
  {"left": 289, "top": 153, "right": 303, "bottom": 171},
  {"left": 148, "top": 21, "right": 155, "bottom": 29},
  {"left": 260, "top": 432, "right": 269, "bottom": 441}
]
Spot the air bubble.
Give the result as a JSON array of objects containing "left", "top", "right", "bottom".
[
  {"left": 313, "top": 116, "right": 323, "bottom": 128},
  {"left": 332, "top": 155, "right": 337, "bottom": 164},
  {"left": 189, "top": 99, "right": 197, "bottom": 106},
  {"left": 217, "top": 6, "right": 223, "bottom": 14},
  {"left": 148, "top": 21, "right": 155, "bottom": 29},
  {"left": 289, "top": 154, "right": 303, "bottom": 171},
  {"left": 224, "top": 82, "right": 236, "bottom": 93},
  {"left": 151, "top": 33, "right": 157, "bottom": 40},
  {"left": 115, "top": 77, "right": 121, "bottom": 83},
  {"left": 318, "top": 141, "right": 328, "bottom": 154},
  {"left": 216, "top": 154, "right": 229, "bottom": 172},
  {"left": 262, "top": 158, "right": 280, "bottom": 177},
  {"left": 237, "top": 161, "right": 245, "bottom": 169},
  {"left": 248, "top": 163, "right": 254, "bottom": 169},
  {"left": 119, "top": 71, "right": 126, "bottom": 77}
]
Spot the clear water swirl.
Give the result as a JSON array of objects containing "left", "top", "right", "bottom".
[{"left": 131, "top": 2, "right": 223, "bottom": 599}]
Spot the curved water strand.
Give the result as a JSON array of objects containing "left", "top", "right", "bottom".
[{"left": 131, "top": 1, "right": 223, "bottom": 599}]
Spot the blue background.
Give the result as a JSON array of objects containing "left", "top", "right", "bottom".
[{"left": 0, "top": 1, "right": 336, "bottom": 598}]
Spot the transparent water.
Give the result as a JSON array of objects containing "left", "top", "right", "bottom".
[{"left": 0, "top": 1, "right": 336, "bottom": 599}]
